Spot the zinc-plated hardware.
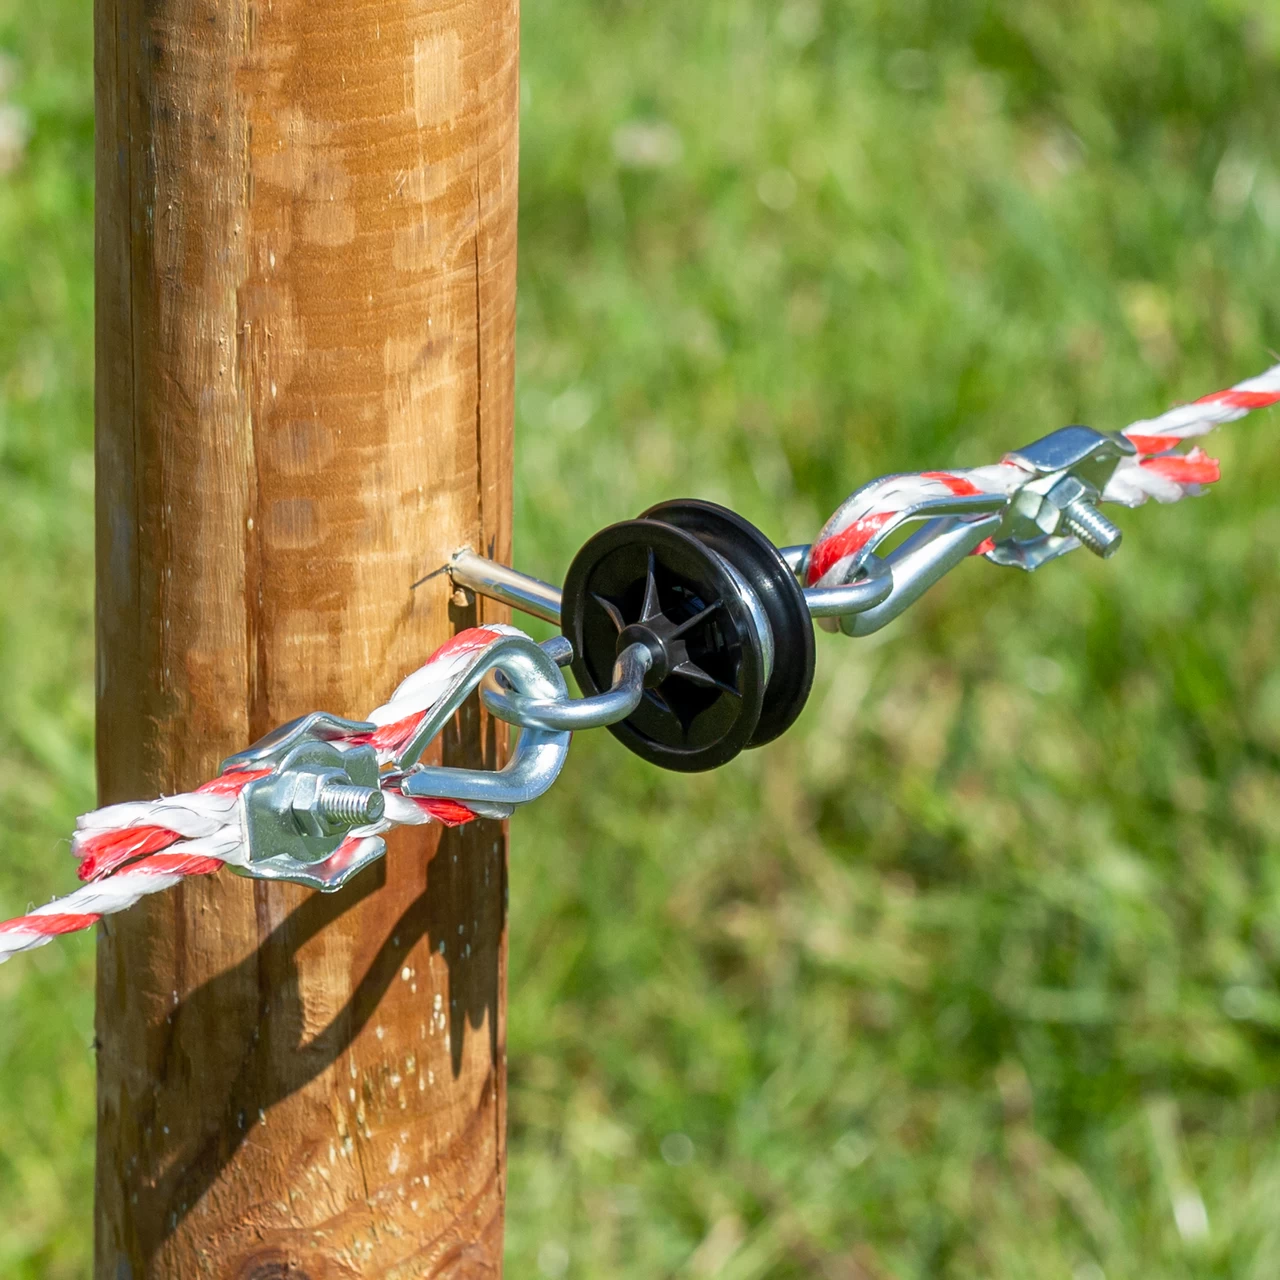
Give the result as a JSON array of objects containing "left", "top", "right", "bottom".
[
  {"left": 840, "top": 513, "right": 1004, "bottom": 637},
  {"left": 231, "top": 738, "right": 388, "bottom": 892},
  {"left": 449, "top": 547, "right": 563, "bottom": 625},
  {"left": 779, "top": 545, "right": 895, "bottom": 616},
  {"left": 803, "top": 554, "right": 894, "bottom": 617},
  {"left": 221, "top": 711, "right": 378, "bottom": 774},
  {"left": 229, "top": 634, "right": 572, "bottom": 889},
  {"left": 482, "top": 641, "right": 653, "bottom": 732},
  {"left": 987, "top": 425, "right": 1134, "bottom": 571},
  {"left": 1044, "top": 476, "right": 1123, "bottom": 557},
  {"left": 397, "top": 631, "right": 571, "bottom": 807},
  {"left": 293, "top": 779, "right": 385, "bottom": 837},
  {"left": 540, "top": 634, "right": 575, "bottom": 667},
  {"left": 1004, "top": 423, "right": 1136, "bottom": 488},
  {"left": 805, "top": 488, "right": 1010, "bottom": 579}
]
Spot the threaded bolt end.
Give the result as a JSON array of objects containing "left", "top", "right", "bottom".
[
  {"left": 316, "top": 783, "right": 385, "bottom": 826},
  {"left": 1062, "top": 499, "right": 1123, "bottom": 558}
]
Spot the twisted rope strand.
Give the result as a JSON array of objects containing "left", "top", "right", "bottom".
[
  {"left": 4, "top": 366, "right": 1279, "bottom": 963},
  {"left": 808, "top": 363, "right": 1280, "bottom": 587},
  {"left": 0, "top": 625, "right": 523, "bottom": 962}
]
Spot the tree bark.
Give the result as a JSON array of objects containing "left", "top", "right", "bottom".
[{"left": 93, "top": 0, "right": 517, "bottom": 1272}]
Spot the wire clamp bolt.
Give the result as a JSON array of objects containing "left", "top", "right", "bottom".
[
  {"left": 988, "top": 425, "right": 1136, "bottom": 570},
  {"left": 218, "top": 713, "right": 388, "bottom": 890}
]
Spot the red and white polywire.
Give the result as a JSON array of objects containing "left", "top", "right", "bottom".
[
  {"left": 6, "top": 364, "right": 1280, "bottom": 961},
  {"left": 0, "top": 624, "right": 524, "bottom": 963},
  {"left": 807, "top": 362, "right": 1280, "bottom": 588},
  {"left": 1104, "top": 364, "right": 1280, "bottom": 505}
]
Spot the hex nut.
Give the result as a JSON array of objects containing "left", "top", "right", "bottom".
[{"left": 290, "top": 767, "right": 349, "bottom": 838}]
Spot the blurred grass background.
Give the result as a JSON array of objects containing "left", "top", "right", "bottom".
[{"left": 2, "top": 0, "right": 1280, "bottom": 1275}]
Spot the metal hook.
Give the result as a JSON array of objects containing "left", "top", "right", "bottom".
[
  {"left": 805, "top": 426, "right": 1135, "bottom": 633},
  {"left": 781, "top": 504, "right": 1002, "bottom": 637},
  {"left": 804, "top": 485, "right": 1009, "bottom": 584},
  {"left": 838, "top": 512, "right": 1004, "bottom": 636},
  {"left": 480, "top": 641, "right": 654, "bottom": 732},
  {"left": 397, "top": 632, "right": 572, "bottom": 807},
  {"left": 225, "top": 634, "right": 572, "bottom": 891},
  {"left": 797, "top": 553, "right": 894, "bottom": 617}
]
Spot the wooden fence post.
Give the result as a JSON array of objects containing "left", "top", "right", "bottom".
[{"left": 93, "top": 0, "right": 517, "bottom": 1272}]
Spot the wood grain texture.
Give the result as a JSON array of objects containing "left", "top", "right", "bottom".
[{"left": 93, "top": 0, "right": 517, "bottom": 1273}]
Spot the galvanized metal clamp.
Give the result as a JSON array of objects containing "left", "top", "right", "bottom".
[
  {"left": 790, "top": 424, "right": 1136, "bottom": 637},
  {"left": 987, "top": 424, "right": 1135, "bottom": 570},
  {"left": 221, "top": 633, "right": 574, "bottom": 890},
  {"left": 222, "top": 713, "right": 389, "bottom": 891}
]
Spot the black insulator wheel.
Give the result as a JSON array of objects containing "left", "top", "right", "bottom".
[
  {"left": 561, "top": 500, "right": 814, "bottom": 772},
  {"left": 642, "top": 500, "right": 815, "bottom": 748}
]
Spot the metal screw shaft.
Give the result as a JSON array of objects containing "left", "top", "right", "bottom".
[
  {"left": 1061, "top": 498, "right": 1123, "bottom": 558},
  {"left": 316, "top": 783, "right": 385, "bottom": 826}
]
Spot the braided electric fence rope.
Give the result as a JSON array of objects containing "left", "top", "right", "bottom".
[
  {"left": 806, "top": 363, "right": 1280, "bottom": 588},
  {"left": 2, "top": 365, "right": 1278, "bottom": 963},
  {"left": 0, "top": 626, "right": 523, "bottom": 961}
]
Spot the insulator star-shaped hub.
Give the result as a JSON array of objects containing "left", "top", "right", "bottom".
[{"left": 561, "top": 499, "right": 815, "bottom": 771}]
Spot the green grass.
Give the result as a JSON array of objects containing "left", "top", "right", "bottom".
[
  {"left": 0, "top": 4, "right": 96, "bottom": 1277},
  {"left": 3, "top": 0, "right": 1280, "bottom": 1275}
]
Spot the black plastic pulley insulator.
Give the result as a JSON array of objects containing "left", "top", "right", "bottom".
[{"left": 560, "top": 499, "right": 815, "bottom": 771}]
